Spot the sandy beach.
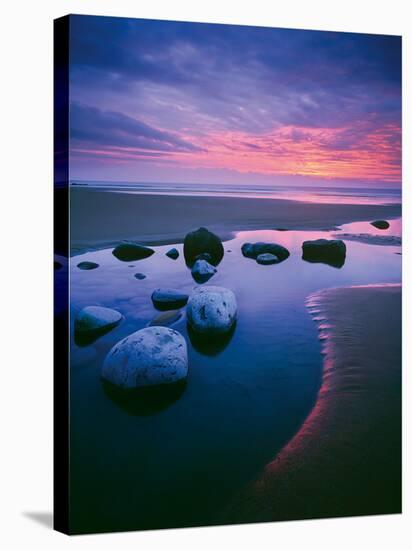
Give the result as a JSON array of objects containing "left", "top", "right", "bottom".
[
  {"left": 223, "top": 284, "right": 401, "bottom": 523},
  {"left": 68, "top": 188, "right": 401, "bottom": 254}
]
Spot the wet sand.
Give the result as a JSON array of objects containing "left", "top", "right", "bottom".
[
  {"left": 223, "top": 284, "right": 401, "bottom": 523},
  {"left": 69, "top": 188, "right": 401, "bottom": 254}
]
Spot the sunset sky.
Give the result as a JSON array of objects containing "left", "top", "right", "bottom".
[{"left": 69, "top": 15, "right": 401, "bottom": 187}]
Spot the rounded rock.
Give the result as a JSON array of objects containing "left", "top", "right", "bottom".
[
  {"left": 256, "top": 252, "right": 279, "bottom": 265},
  {"left": 187, "top": 286, "right": 237, "bottom": 334},
  {"left": 241, "top": 242, "right": 289, "bottom": 262},
  {"left": 101, "top": 326, "right": 188, "bottom": 389},
  {"left": 151, "top": 288, "right": 189, "bottom": 310},
  {"left": 75, "top": 306, "right": 123, "bottom": 334},
  {"left": 183, "top": 227, "right": 224, "bottom": 266},
  {"left": 371, "top": 220, "right": 390, "bottom": 230},
  {"left": 112, "top": 242, "right": 154, "bottom": 262},
  {"left": 77, "top": 261, "right": 99, "bottom": 270}
]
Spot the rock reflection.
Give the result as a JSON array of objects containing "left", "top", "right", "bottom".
[
  {"left": 187, "top": 322, "right": 236, "bottom": 356},
  {"left": 102, "top": 379, "right": 187, "bottom": 417}
]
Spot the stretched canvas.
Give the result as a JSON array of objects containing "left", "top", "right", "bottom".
[{"left": 54, "top": 14, "right": 402, "bottom": 535}]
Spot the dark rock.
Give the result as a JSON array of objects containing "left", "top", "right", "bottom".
[
  {"left": 302, "top": 239, "right": 346, "bottom": 268},
  {"left": 134, "top": 273, "right": 146, "bottom": 280},
  {"left": 77, "top": 261, "right": 99, "bottom": 270},
  {"left": 256, "top": 253, "right": 279, "bottom": 265},
  {"left": 183, "top": 227, "right": 224, "bottom": 266},
  {"left": 151, "top": 288, "right": 189, "bottom": 310},
  {"left": 112, "top": 242, "right": 154, "bottom": 261},
  {"left": 54, "top": 261, "right": 63, "bottom": 270},
  {"left": 166, "top": 247, "right": 179, "bottom": 260},
  {"left": 241, "top": 242, "right": 290, "bottom": 262},
  {"left": 371, "top": 220, "right": 390, "bottom": 230},
  {"left": 74, "top": 306, "right": 123, "bottom": 346},
  {"left": 191, "top": 259, "right": 217, "bottom": 283},
  {"left": 195, "top": 252, "right": 213, "bottom": 262}
]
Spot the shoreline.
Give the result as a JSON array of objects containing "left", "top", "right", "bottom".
[
  {"left": 68, "top": 188, "right": 401, "bottom": 255},
  {"left": 222, "top": 284, "right": 401, "bottom": 523}
]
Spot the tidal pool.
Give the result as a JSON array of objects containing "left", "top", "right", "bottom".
[{"left": 68, "top": 219, "right": 401, "bottom": 533}]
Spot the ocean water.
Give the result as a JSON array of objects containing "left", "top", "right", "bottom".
[
  {"left": 67, "top": 218, "right": 401, "bottom": 533},
  {"left": 71, "top": 180, "right": 402, "bottom": 206}
]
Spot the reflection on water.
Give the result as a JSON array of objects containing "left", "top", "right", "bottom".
[
  {"left": 69, "top": 218, "right": 401, "bottom": 533},
  {"left": 187, "top": 322, "right": 236, "bottom": 356},
  {"left": 102, "top": 379, "right": 188, "bottom": 417}
]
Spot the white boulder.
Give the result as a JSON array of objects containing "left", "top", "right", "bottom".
[
  {"left": 186, "top": 286, "right": 237, "bottom": 334},
  {"left": 101, "top": 326, "right": 188, "bottom": 389}
]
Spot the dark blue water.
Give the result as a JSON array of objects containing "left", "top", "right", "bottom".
[{"left": 68, "top": 219, "right": 401, "bottom": 533}]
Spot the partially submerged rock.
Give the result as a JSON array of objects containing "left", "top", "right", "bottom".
[
  {"left": 149, "top": 309, "right": 182, "bottom": 327},
  {"left": 256, "top": 253, "right": 279, "bottom": 265},
  {"left": 112, "top": 242, "right": 154, "bottom": 262},
  {"left": 77, "top": 261, "right": 99, "bottom": 270},
  {"left": 151, "top": 288, "right": 189, "bottom": 310},
  {"left": 101, "top": 326, "right": 188, "bottom": 389},
  {"left": 134, "top": 273, "right": 146, "bottom": 280},
  {"left": 183, "top": 227, "right": 224, "bottom": 266},
  {"left": 191, "top": 259, "right": 217, "bottom": 283},
  {"left": 187, "top": 286, "right": 237, "bottom": 334},
  {"left": 241, "top": 242, "right": 290, "bottom": 262},
  {"left": 166, "top": 248, "right": 179, "bottom": 260},
  {"left": 371, "top": 220, "right": 390, "bottom": 230},
  {"left": 302, "top": 239, "right": 346, "bottom": 268},
  {"left": 74, "top": 306, "right": 123, "bottom": 345}
]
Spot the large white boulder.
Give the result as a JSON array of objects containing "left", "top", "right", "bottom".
[
  {"left": 186, "top": 286, "right": 237, "bottom": 334},
  {"left": 101, "top": 326, "right": 188, "bottom": 389}
]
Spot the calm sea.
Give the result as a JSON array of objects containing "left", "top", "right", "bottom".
[{"left": 71, "top": 180, "right": 401, "bottom": 206}]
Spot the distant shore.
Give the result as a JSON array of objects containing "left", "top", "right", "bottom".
[
  {"left": 223, "top": 284, "right": 401, "bottom": 523},
  {"left": 68, "top": 188, "right": 401, "bottom": 255}
]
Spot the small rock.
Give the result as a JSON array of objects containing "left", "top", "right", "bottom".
[
  {"left": 151, "top": 288, "right": 189, "bottom": 310},
  {"left": 183, "top": 227, "right": 224, "bottom": 266},
  {"left": 187, "top": 286, "right": 237, "bottom": 334},
  {"left": 77, "top": 261, "right": 99, "bottom": 270},
  {"left": 371, "top": 220, "right": 390, "bottom": 230},
  {"left": 191, "top": 259, "right": 217, "bottom": 283},
  {"left": 241, "top": 242, "right": 289, "bottom": 262},
  {"left": 101, "top": 326, "right": 188, "bottom": 389},
  {"left": 195, "top": 252, "right": 213, "bottom": 262},
  {"left": 134, "top": 273, "right": 146, "bottom": 280},
  {"left": 166, "top": 248, "right": 179, "bottom": 260},
  {"left": 75, "top": 306, "right": 123, "bottom": 341},
  {"left": 302, "top": 239, "right": 346, "bottom": 267},
  {"left": 149, "top": 310, "right": 182, "bottom": 327},
  {"left": 256, "top": 253, "right": 279, "bottom": 265},
  {"left": 112, "top": 242, "right": 154, "bottom": 261}
]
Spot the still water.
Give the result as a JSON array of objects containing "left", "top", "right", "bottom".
[{"left": 68, "top": 219, "right": 401, "bottom": 533}]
